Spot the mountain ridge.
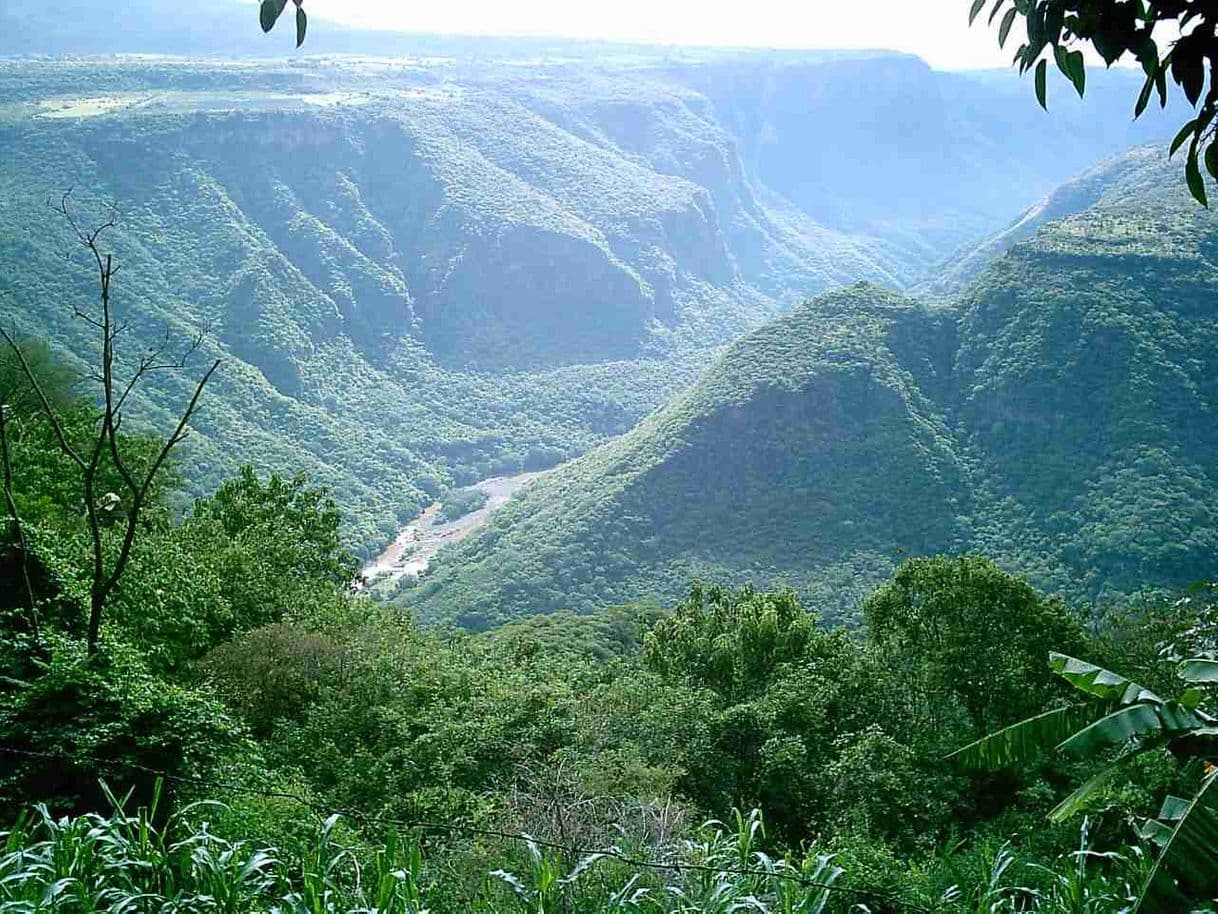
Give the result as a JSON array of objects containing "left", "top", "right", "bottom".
[
  {"left": 404, "top": 146, "right": 1218, "bottom": 626},
  {"left": 0, "top": 52, "right": 1181, "bottom": 549}
]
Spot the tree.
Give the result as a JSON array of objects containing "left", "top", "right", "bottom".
[
  {"left": 192, "top": 466, "right": 355, "bottom": 589},
  {"left": 0, "top": 340, "right": 79, "bottom": 632},
  {"left": 0, "top": 339, "right": 74, "bottom": 420},
  {"left": 864, "top": 555, "right": 1085, "bottom": 734},
  {"left": 643, "top": 584, "right": 817, "bottom": 702},
  {"left": 972, "top": 0, "right": 1218, "bottom": 204},
  {"left": 950, "top": 652, "right": 1218, "bottom": 912},
  {"left": 0, "top": 196, "right": 219, "bottom": 654}
]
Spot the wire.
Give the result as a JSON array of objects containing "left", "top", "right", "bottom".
[{"left": 0, "top": 744, "right": 932, "bottom": 912}]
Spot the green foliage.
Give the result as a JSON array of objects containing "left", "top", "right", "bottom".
[
  {"left": 0, "top": 347, "right": 366, "bottom": 812},
  {"left": 951, "top": 649, "right": 1218, "bottom": 912},
  {"left": 201, "top": 623, "right": 347, "bottom": 740},
  {"left": 436, "top": 487, "right": 489, "bottom": 524},
  {"left": 0, "top": 338, "right": 75, "bottom": 419},
  {"left": 0, "top": 51, "right": 1180, "bottom": 553},
  {"left": 0, "top": 634, "right": 245, "bottom": 815},
  {"left": 974, "top": 0, "right": 1218, "bottom": 203},
  {"left": 411, "top": 145, "right": 1218, "bottom": 628},
  {"left": 0, "top": 800, "right": 877, "bottom": 914},
  {"left": 643, "top": 585, "right": 817, "bottom": 701},
  {"left": 1, "top": 407, "right": 1208, "bottom": 911},
  {"left": 864, "top": 556, "right": 1085, "bottom": 733}
]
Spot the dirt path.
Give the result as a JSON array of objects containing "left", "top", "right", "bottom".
[{"left": 362, "top": 467, "right": 557, "bottom": 583}]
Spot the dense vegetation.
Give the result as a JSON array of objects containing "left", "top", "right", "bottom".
[
  {"left": 3, "top": 8, "right": 1218, "bottom": 905},
  {"left": 1, "top": 204, "right": 1214, "bottom": 902},
  {"left": 2, "top": 364, "right": 1213, "bottom": 908},
  {"left": 0, "top": 51, "right": 1181, "bottom": 551},
  {"left": 436, "top": 487, "right": 490, "bottom": 523},
  {"left": 407, "top": 146, "right": 1218, "bottom": 627}
]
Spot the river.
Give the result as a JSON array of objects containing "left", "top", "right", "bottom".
[{"left": 361, "top": 467, "right": 557, "bottom": 583}]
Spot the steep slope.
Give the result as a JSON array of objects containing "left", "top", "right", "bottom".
[
  {"left": 919, "top": 150, "right": 1165, "bottom": 297},
  {"left": 406, "top": 148, "right": 1218, "bottom": 625},
  {"left": 408, "top": 284, "right": 970, "bottom": 627},
  {"left": 0, "top": 53, "right": 1179, "bottom": 549},
  {"left": 0, "top": 91, "right": 727, "bottom": 547},
  {"left": 955, "top": 148, "right": 1218, "bottom": 600}
]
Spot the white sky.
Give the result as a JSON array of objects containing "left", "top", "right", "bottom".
[{"left": 301, "top": 0, "right": 1017, "bottom": 70}]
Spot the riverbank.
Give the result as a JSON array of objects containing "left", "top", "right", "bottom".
[{"left": 361, "top": 468, "right": 558, "bottom": 583}]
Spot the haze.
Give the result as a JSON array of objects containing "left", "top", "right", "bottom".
[{"left": 298, "top": 0, "right": 1014, "bottom": 69}]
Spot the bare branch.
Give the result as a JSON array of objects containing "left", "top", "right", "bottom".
[
  {"left": 22, "top": 190, "right": 219, "bottom": 655},
  {"left": 0, "top": 326, "right": 85, "bottom": 469},
  {"left": 112, "top": 324, "right": 208, "bottom": 414},
  {"left": 94, "top": 357, "right": 221, "bottom": 628}
]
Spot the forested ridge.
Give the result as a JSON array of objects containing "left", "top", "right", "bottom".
[
  {"left": 0, "top": 53, "right": 1180, "bottom": 551},
  {"left": 405, "top": 147, "right": 1218, "bottom": 627}
]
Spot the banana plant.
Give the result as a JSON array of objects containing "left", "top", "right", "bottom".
[{"left": 948, "top": 651, "right": 1218, "bottom": 912}]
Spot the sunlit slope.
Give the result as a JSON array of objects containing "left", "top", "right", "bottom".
[
  {"left": 408, "top": 149, "right": 1218, "bottom": 626},
  {"left": 408, "top": 284, "right": 969, "bottom": 627},
  {"left": 0, "top": 54, "right": 1180, "bottom": 549}
]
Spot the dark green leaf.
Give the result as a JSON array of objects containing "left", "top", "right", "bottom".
[
  {"left": 1050, "top": 653, "right": 1162, "bottom": 704},
  {"left": 259, "top": 0, "right": 287, "bottom": 33},
  {"left": 296, "top": 6, "right": 307, "bottom": 47},
  {"left": 1187, "top": 149, "right": 1209, "bottom": 206},
  {"left": 969, "top": 0, "right": 987, "bottom": 26},
  {"left": 1035, "top": 58, "right": 1048, "bottom": 109},
  {"left": 1171, "top": 43, "right": 1206, "bottom": 105},
  {"left": 1135, "top": 774, "right": 1218, "bottom": 911},
  {"left": 1054, "top": 43, "right": 1070, "bottom": 76},
  {"left": 1206, "top": 144, "right": 1218, "bottom": 181},
  {"left": 1058, "top": 702, "right": 1200, "bottom": 759},
  {"left": 947, "top": 705, "right": 1094, "bottom": 771},
  {"left": 1049, "top": 758, "right": 1130, "bottom": 822},
  {"left": 999, "top": 8, "right": 1018, "bottom": 48},
  {"left": 1135, "top": 71, "right": 1155, "bottom": 117},
  {"left": 1169, "top": 119, "right": 1198, "bottom": 157},
  {"left": 1067, "top": 50, "right": 1086, "bottom": 96},
  {"left": 1052, "top": 44, "right": 1086, "bottom": 97}
]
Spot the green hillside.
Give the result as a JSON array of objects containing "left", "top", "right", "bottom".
[
  {"left": 406, "top": 147, "right": 1218, "bottom": 626},
  {"left": 0, "top": 55, "right": 1177, "bottom": 550}
]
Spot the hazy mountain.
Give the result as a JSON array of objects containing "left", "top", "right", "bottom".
[{"left": 0, "top": 46, "right": 1179, "bottom": 549}]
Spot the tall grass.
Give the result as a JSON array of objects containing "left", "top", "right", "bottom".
[{"left": 0, "top": 793, "right": 1156, "bottom": 914}]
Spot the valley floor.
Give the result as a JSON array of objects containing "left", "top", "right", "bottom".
[{"left": 362, "top": 466, "right": 562, "bottom": 583}]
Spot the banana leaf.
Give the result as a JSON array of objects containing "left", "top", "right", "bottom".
[
  {"left": 1050, "top": 653, "right": 1162, "bottom": 705},
  {"left": 947, "top": 704, "right": 1093, "bottom": 771},
  {"left": 1135, "top": 773, "right": 1218, "bottom": 912}
]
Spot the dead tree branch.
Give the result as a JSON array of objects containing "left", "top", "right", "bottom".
[{"left": 1, "top": 193, "right": 220, "bottom": 653}]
